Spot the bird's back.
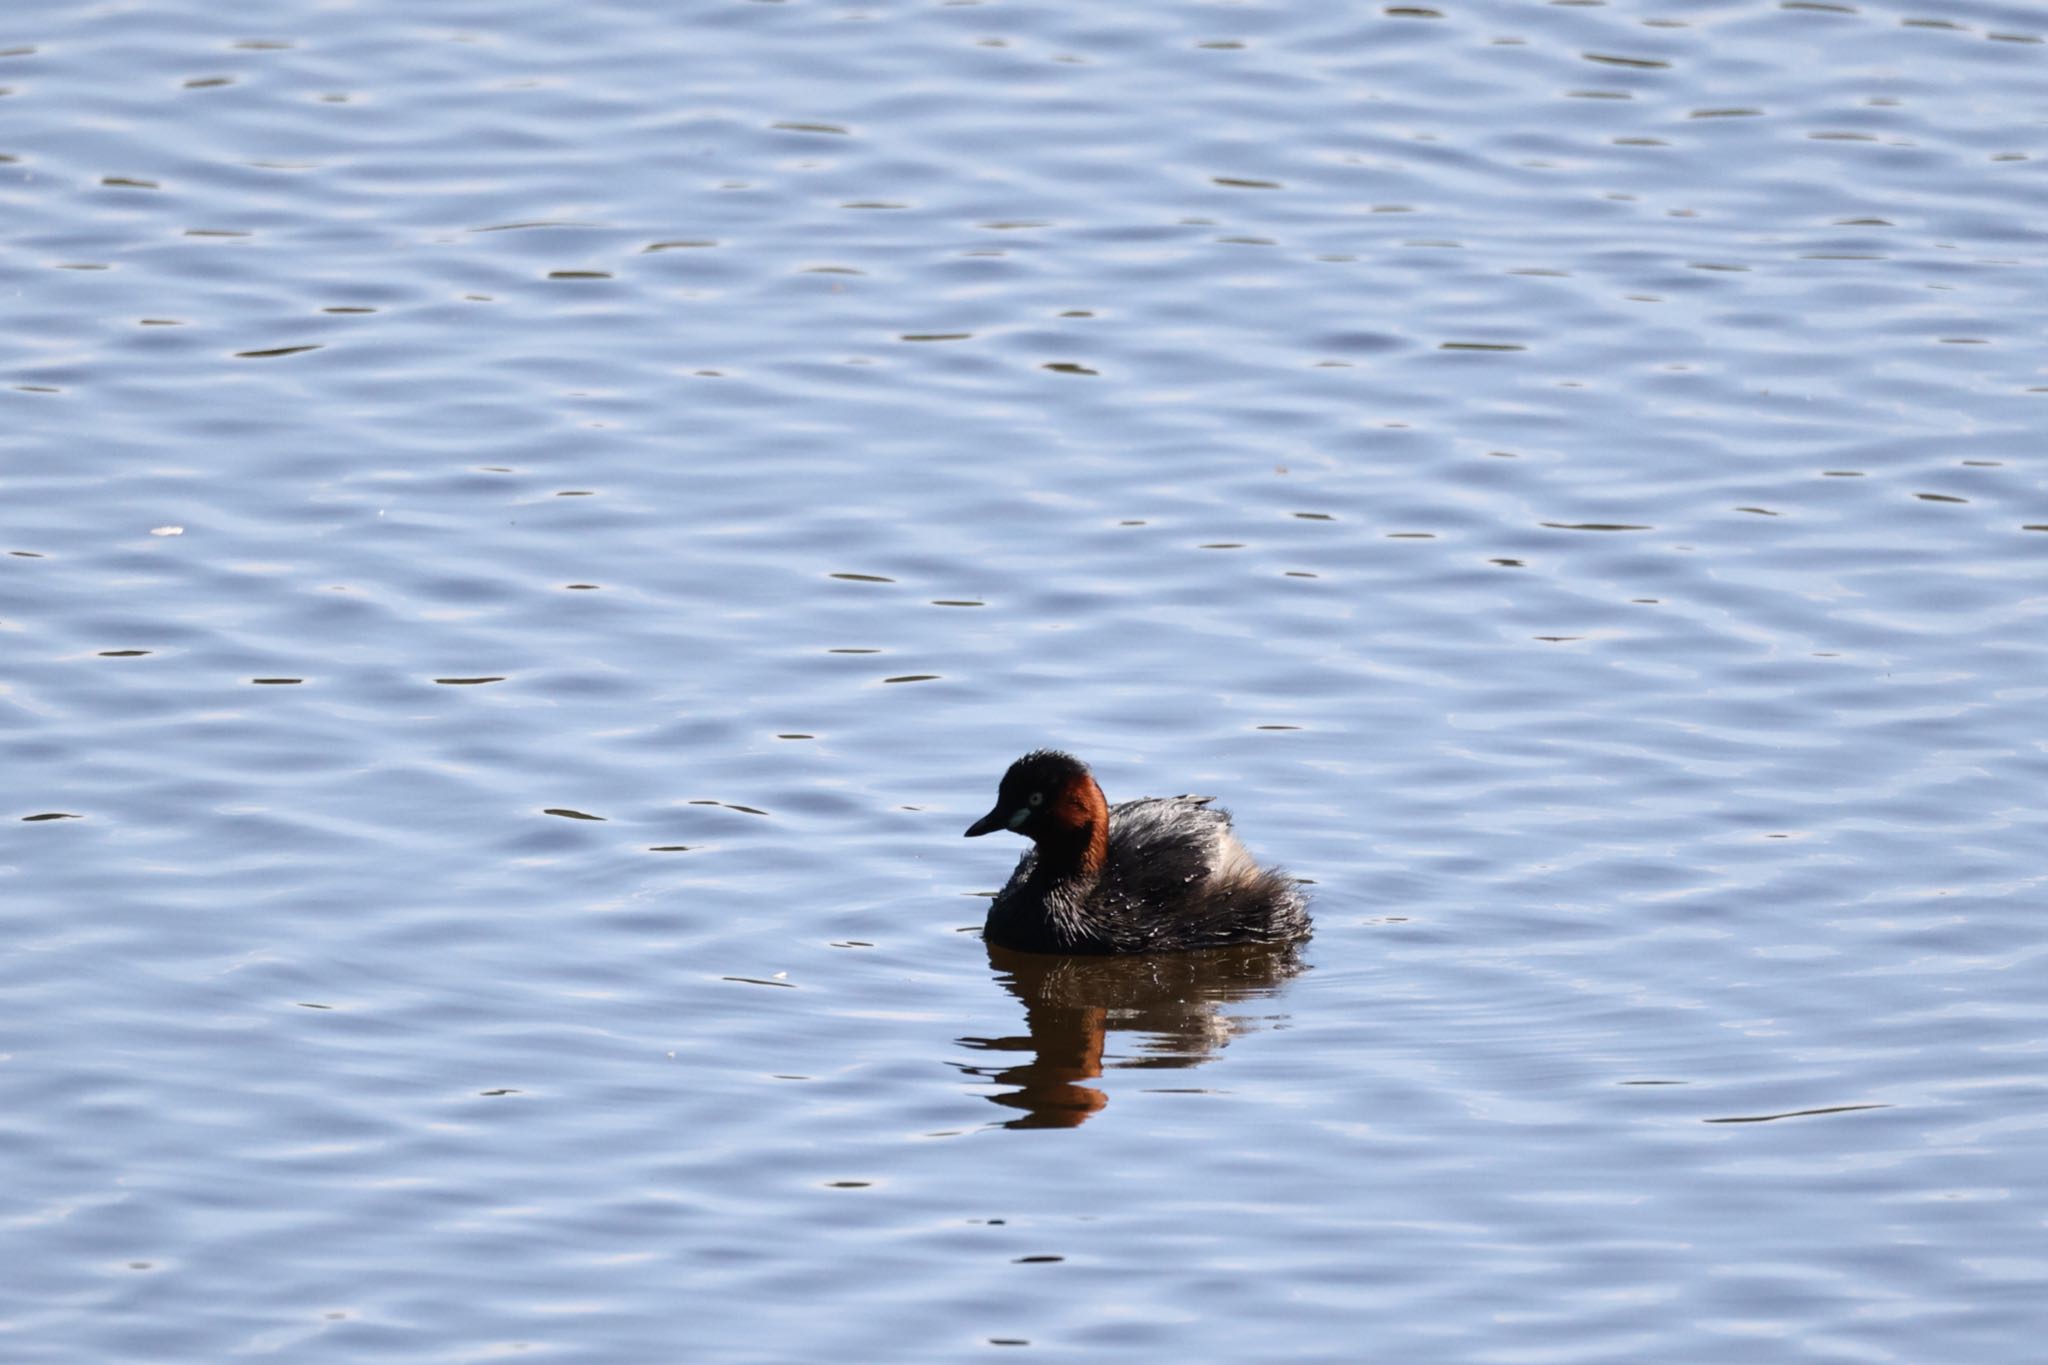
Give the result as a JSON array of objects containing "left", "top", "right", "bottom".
[{"left": 1090, "top": 796, "right": 1308, "bottom": 952}]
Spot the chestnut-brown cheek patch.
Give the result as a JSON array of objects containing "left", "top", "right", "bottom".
[
  {"left": 1054, "top": 777, "right": 1099, "bottom": 825},
  {"left": 1048, "top": 776, "right": 1110, "bottom": 874}
]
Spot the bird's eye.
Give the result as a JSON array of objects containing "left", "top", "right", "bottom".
[{"left": 1029, "top": 791, "right": 1045, "bottom": 807}]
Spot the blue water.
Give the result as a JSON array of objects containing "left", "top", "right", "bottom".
[{"left": 4, "top": 0, "right": 2045, "bottom": 1359}]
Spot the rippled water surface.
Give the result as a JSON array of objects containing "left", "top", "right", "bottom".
[{"left": 6, "top": 0, "right": 2046, "bottom": 1359}]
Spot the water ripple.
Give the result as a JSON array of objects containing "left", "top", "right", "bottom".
[{"left": 3, "top": 0, "right": 2044, "bottom": 1360}]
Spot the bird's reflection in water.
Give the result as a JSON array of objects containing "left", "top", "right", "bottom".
[{"left": 957, "top": 941, "right": 1306, "bottom": 1129}]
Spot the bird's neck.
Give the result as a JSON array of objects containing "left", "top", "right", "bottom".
[{"left": 1034, "top": 798, "right": 1108, "bottom": 886}]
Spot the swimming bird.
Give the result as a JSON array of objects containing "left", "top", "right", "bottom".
[{"left": 964, "top": 750, "right": 1310, "bottom": 954}]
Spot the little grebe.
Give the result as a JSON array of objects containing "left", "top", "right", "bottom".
[{"left": 964, "top": 750, "right": 1310, "bottom": 954}]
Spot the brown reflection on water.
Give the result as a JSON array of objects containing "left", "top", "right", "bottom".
[{"left": 958, "top": 942, "right": 1304, "bottom": 1129}]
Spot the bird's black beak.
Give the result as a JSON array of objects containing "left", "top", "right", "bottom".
[{"left": 964, "top": 806, "right": 1006, "bottom": 838}]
